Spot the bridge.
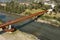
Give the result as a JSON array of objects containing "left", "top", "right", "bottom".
[{"left": 0, "top": 10, "right": 48, "bottom": 32}]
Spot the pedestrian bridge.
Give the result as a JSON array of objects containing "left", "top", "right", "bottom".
[{"left": 0, "top": 10, "right": 48, "bottom": 32}]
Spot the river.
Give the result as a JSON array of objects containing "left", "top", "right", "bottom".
[{"left": 0, "top": 12, "right": 60, "bottom": 40}]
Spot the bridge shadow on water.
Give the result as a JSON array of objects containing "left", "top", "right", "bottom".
[
  {"left": 15, "top": 18, "right": 37, "bottom": 29},
  {"left": 13, "top": 17, "right": 56, "bottom": 40},
  {"left": 0, "top": 15, "right": 40, "bottom": 34},
  {"left": 14, "top": 17, "right": 60, "bottom": 40},
  {"left": 14, "top": 14, "right": 43, "bottom": 29},
  {"left": 0, "top": 15, "right": 60, "bottom": 40}
]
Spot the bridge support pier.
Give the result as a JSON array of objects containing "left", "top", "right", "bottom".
[
  {"left": 2, "top": 25, "right": 15, "bottom": 33},
  {"left": 8, "top": 25, "right": 12, "bottom": 30},
  {"left": 34, "top": 14, "right": 44, "bottom": 22},
  {"left": 0, "top": 10, "right": 47, "bottom": 33}
]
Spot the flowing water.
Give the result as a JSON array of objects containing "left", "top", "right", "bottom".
[{"left": 0, "top": 12, "right": 60, "bottom": 40}]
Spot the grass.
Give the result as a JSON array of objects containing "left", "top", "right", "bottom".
[
  {"left": 24, "top": 9, "right": 43, "bottom": 14},
  {"left": 23, "top": 9, "right": 60, "bottom": 21},
  {"left": 0, "top": 20, "right": 3, "bottom": 24},
  {"left": 23, "top": 9, "right": 60, "bottom": 26}
]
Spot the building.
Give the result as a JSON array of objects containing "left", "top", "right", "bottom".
[{"left": 0, "top": 3, "right": 6, "bottom": 6}]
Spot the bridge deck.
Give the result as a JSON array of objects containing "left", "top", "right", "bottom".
[{"left": 0, "top": 10, "right": 47, "bottom": 28}]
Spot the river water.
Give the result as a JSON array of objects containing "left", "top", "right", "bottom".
[{"left": 0, "top": 12, "right": 60, "bottom": 40}]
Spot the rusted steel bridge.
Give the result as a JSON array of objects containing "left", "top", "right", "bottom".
[{"left": 0, "top": 10, "right": 48, "bottom": 32}]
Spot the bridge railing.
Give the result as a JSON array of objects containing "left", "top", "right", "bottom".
[{"left": 0, "top": 10, "right": 48, "bottom": 32}]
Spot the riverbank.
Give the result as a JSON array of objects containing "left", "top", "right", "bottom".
[
  {"left": 0, "top": 10, "right": 60, "bottom": 40},
  {"left": 0, "top": 10, "right": 22, "bottom": 16},
  {"left": 0, "top": 9, "right": 43, "bottom": 16},
  {"left": 0, "top": 30, "right": 39, "bottom": 40},
  {"left": 0, "top": 9, "right": 60, "bottom": 27},
  {"left": 36, "top": 19, "right": 60, "bottom": 27}
]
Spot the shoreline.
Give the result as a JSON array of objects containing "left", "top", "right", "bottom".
[
  {"left": 36, "top": 19, "right": 60, "bottom": 27},
  {"left": 0, "top": 11, "right": 60, "bottom": 27},
  {"left": 0, "top": 10, "right": 21, "bottom": 16}
]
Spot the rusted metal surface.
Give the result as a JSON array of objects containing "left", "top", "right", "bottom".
[
  {"left": 0, "top": 10, "right": 47, "bottom": 32},
  {"left": 0, "top": 10, "right": 47, "bottom": 28}
]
